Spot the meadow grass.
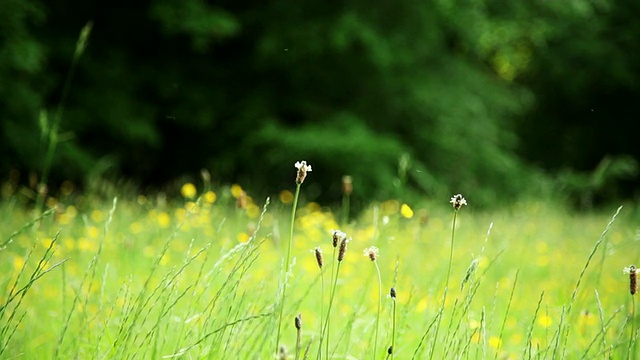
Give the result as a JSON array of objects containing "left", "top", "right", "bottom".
[{"left": 0, "top": 183, "right": 639, "bottom": 359}]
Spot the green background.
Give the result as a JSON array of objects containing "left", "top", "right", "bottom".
[{"left": 1, "top": 0, "right": 639, "bottom": 207}]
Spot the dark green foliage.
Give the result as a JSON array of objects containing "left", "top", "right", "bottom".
[
  {"left": 0, "top": 0, "right": 638, "bottom": 206},
  {"left": 516, "top": 1, "right": 640, "bottom": 203},
  {"left": 0, "top": 0, "right": 47, "bottom": 172}
]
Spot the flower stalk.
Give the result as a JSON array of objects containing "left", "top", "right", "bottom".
[
  {"left": 364, "top": 246, "right": 382, "bottom": 360},
  {"left": 319, "top": 234, "right": 348, "bottom": 360},
  {"left": 275, "top": 161, "right": 311, "bottom": 356},
  {"left": 314, "top": 247, "right": 325, "bottom": 358},
  {"left": 624, "top": 265, "right": 637, "bottom": 359},
  {"left": 295, "top": 313, "right": 302, "bottom": 360},
  {"left": 341, "top": 175, "right": 352, "bottom": 225},
  {"left": 388, "top": 287, "right": 397, "bottom": 360},
  {"left": 429, "top": 194, "right": 467, "bottom": 359}
]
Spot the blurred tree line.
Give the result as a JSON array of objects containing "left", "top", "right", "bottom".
[{"left": 1, "top": 0, "right": 638, "bottom": 208}]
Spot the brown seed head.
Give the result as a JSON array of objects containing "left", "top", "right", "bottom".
[
  {"left": 236, "top": 190, "right": 247, "bottom": 209},
  {"left": 338, "top": 238, "right": 349, "bottom": 262},
  {"left": 390, "top": 287, "right": 396, "bottom": 299},
  {"left": 295, "top": 160, "right": 312, "bottom": 184},
  {"left": 314, "top": 247, "right": 323, "bottom": 269},
  {"left": 295, "top": 313, "right": 302, "bottom": 330},
  {"left": 388, "top": 346, "right": 393, "bottom": 355},
  {"left": 363, "top": 246, "right": 379, "bottom": 261},
  {"left": 332, "top": 230, "right": 346, "bottom": 248},
  {"left": 625, "top": 265, "right": 637, "bottom": 295},
  {"left": 342, "top": 175, "right": 353, "bottom": 195}
]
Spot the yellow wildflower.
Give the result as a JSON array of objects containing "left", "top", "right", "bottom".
[{"left": 181, "top": 182, "right": 197, "bottom": 199}]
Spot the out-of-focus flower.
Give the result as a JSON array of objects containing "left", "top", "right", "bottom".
[
  {"left": 181, "top": 183, "right": 197, "bottom": 199},
  {"left": 342, "top": 175, "right": 352, "bottom": 195},
  {"left": 332, "top": 230, "right": 347, "bottom": 248},
  {"left": 363, "top": 246, "right": 379, "bottom": 261},
  {"left": 295, "top": 161, "right": 312, "bottom": 184},
  {"left": 450, "top": 194, "right": 467, "bottom": 210},
  {"left": 400, "top": 203, "right": 414, "bottom": 219}
]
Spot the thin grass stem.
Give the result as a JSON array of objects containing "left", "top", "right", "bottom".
[
  {"left": 567, "top": 206, "right": 623, "bottom": 318},
  {"left": 581, "top": 305, "right": 624, "bottom": 359},
  {"left": 0, "top": 208, "right": 55, "bottom": 250},
  {"left": 319, "top": 268, "right": 325, "bottom": 356},
  {"left": 318, "top": 245, "right": 337, "bottom": 360},
  {"left": 429, "top": 209, "right": 459, "bottom": 360},
  {"left": 412, "top": 307, "right": 443, "bottom": 359},
  {"left": 387, "top": 287, "right": 397, "bottom": 360},
  {"left": 373, "top": 261, "right": 382, "bottom": 359},
  {"left": 323, "top": 261, "right": 342, "bottom": 360},
  {"left": 629, "top": 295, "right": 636, "bottom": 360},
  {"left": 295, "top": 313, "right": 302, "bottom": 360},
  {"left": 276, "top": 183, "right": 301, "bottom": 355},
  {"left": 493, "top": 269, "right": 519, "bottom": 360},
  {"left": 522, "top": 291, "right": 545, "bottom": 360},
  {"left": 36, "top": 22, "right": 92, "bottom": 214}
]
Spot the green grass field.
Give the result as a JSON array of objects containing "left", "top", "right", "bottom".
[{"left": 1, "top": 180, "right": 638, "bottom": 359}]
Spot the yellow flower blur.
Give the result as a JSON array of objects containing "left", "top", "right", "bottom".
[
  {"left": 538, "top": 315, "right": 553, "bottom": 328},
  {"left": 400, "top": 203, "right": 414, "bottom": 219},
  {"left": 204, "top": 191, "right": 217, "bottom": 204},
  {"left": 181, "top": 183, "right": 197, "bottom": 199},
  {"left": 279, "top": 190, "right": 294, "bottom": 204},
  {"left": 231, "top": 184, "right": 244, "bottom": 198}
]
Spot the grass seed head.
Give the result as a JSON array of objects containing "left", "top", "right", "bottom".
[
  {"left": 314, "top": 247, "right": 323, "bottom": 269},
  {"left": 390, "top": 287, "right": 396, "bottom": 299},
  {"left": 332, "top": 230, "right": 346, "bottom": 248},
  {"left": 338, "top": 237, "right": 349, "bottom": 262},
  {"left": 295, "top": 313, "right": 302, "bottom": 330},
  {"left": 342, "top": 175, "right": 353, "bottom": 195},
  {"left": 462, "top": 258, "right": 479, "bottom": 289},
  {"left": 624, "top": 265, "right": 637, "bottom": 295},
  {"left": 294, "top": 160, "right": 312, "bottom": 184},
  {"left": 363, "top": 246, "right": 379, "bottom": 261},
  {"left": 236, "top": 190, "right": 247, "bottom": 209},
  {"left": 450, "top": 194, "right": 467, "bottom": 210},
  {"left": 388, "top": 345, "right": 393, "bottom": 354}
]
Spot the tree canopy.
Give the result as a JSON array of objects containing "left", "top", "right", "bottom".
[{"left": 1, "top": 0, "right": 638, "bottom": 207}]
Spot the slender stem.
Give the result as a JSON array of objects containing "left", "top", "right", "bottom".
[
  {"left": 322, "top": 261, "right": 342, "bottom": 360},
  {"left": 429, "top": 210, "right": 458, "bottom": 359},
  {"left": 494, "top": 270, "right": 519, "bottom": 360},
  {"left": 446, "top": 210, "right": 457, "bottom": 301},
  {"left": 296, "top": 325, "right": 302, "bottom": 360},
  {"left": 36, "top": 22, "right": 92, "bottom": 214},
  {"left": 275, "top": 183, "right": 301, "bottom": 356},
  {"left": 567, "top": 206, "right": 622, "bottom": 318},
  {"left": 373, "top": 261, "right": 382, "bottom": 359},
  {"left": 319, "top": 271, "right": 325, "bottom": 355},
  {"left": 318, "top": 248, "right": 336, "bottom": 360},
  {"left": 342, "top": 194, "right": 350, "bottom": 226},
  {"left": 391, "top": 296, "right": 396, "bottom": 360},
  {"left": 630, "top": 295, "right": 636, "bottom": 360}
]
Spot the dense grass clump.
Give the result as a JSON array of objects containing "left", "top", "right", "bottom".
[{"left": 0, "top": 181, "right": 638, "bottom": 359}]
